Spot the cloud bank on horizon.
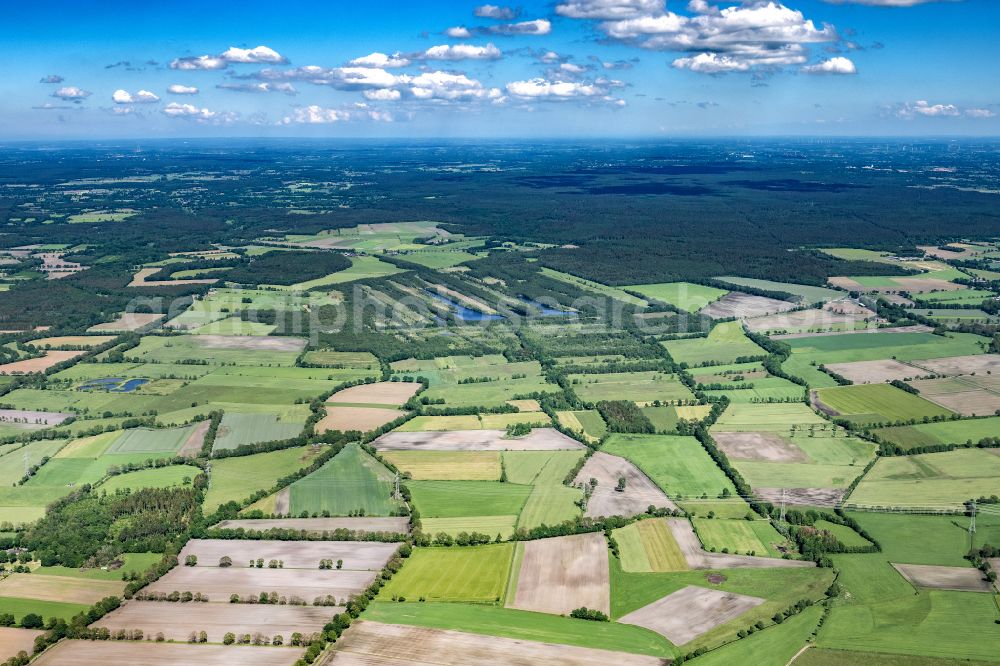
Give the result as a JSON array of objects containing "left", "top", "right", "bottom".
[{"left": 5, "top": 0, "right": 997, "bottom": 137}]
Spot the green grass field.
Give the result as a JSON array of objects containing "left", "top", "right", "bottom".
[
  {"left": 0, "top": 597, "right": 90, "bottom": 622},
  {"left": 407, "top": 481, "right": 531, "bottom": 517},
  {"left": 615, "top": 519, "right": 688, "bottom": 572},
  {"left": 556, "top": 410, "right": 607, "bottom": 439},
  {"left": 664, "top": 322, "right": 768, "bottom": 367},
  {"left": 0, "top": 440, "right": 66, "bottom": 485},
  {"left": 104, "top": 424, "right": 199, "bottom": 454},
  {"left": 873, "top": 416, "right": 1000, "bottom": 450},
  {"left": 365, "top": 601, "right": 674, "bottom": 657},
  {"left": 34, "top": 553, "right": 162, "bottom": 581},
  {"left": 814, "top": 520, "right": 871, "bottom": 548},
  {"left": 501, "top": 450, "right": 584, "bottom": 485},
  {"left": 692, "top": 518, "right": 788, "bottom": 557},
  {"left": 624, "top": 282, "right": 727, "bottom": 312},
  {"left": 516, "top": 483, "right": 582, "bottom": 529},
  {"left": 603, "top": 434, "right": 736, "bottom": 498},
  {"left": 276, "top": 255, "right": 403, "bottom": 289},
  {"left": 212, "top": 412, "right": 303, "bottom": 452},
  {"left": 798, "top": 649, "right": 998, "bottom": 666},
  {"left": 420, "top": 516, "right": 519, "bottom": 539},
  {"left": 816, "top": 384, "right": 954, "bottom": 425},
  {"left": 848, "top": 448, "right": 1000, "bottom": 509},
  {"left": 689, "top": 605, "right": 823, "bottom": 666},
  {"left": 97, "top": 465, "right": 199, "bottom": 492},
  {"left": 379, "top": 544, "right": 514, "bottom": 602},
  {"left": 207, "top": 446, "right": 320, "bottom": 513},
  {"left": 712, "top": 402, "right": 827, "bottom": 432},
  {"left": 289, "top": 443, "right": 403, "bottom": 516},
  {"left": 784, "top": 332, "right": 986, "bottom": 367},
  {"left": 568, "top": 370, "right": 695, "bottom": 404},
  {"left": 126, "top": 335, "right": 303, "bottom": 366},
  {"left": 396, "top": 249, "right": 483, "bottom": 269}
]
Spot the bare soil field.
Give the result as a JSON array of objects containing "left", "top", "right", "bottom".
[
  {"left": 215, "top": 517, "right": 410, "bottom": 534},
  {"left": 273, "top": 487, "right": 290, "bottom": 515},
  {"left": 178, "top": 539, "right": 398, "bottom": 571},
  {"left": 755, "top": 487, "right": 844, "bottom": 508},
  {"left": 146, "top": 567, "right": 376, "bottom": 601},
  {"left": 28, "top": 335, "right": 116, "bottom": 349},
  {"left": 129, "top": 267, "right": 218, "bottom": 287},
  {"left": 0, "top": 408, "right": 72, "bottom": 426},
  {"left": 94, "top": 600, "right": 338, "bottom": 644},
  {"left": 713, "top": 432, "right": 808, "bottom": 463},
  {"left": 34, "top": 640, "right": 302, "bottom": 665},
  {"left": 773, "top": 324, "right": 932, "bottom": 340},
  {"left": 0, "top": 573, "right": 124, "bottom": 604},
  {"left": 316, "top": 406, "right": 407, "bottom": 433},
  {"left": 509, "top": 532, "right": 610, "bottom": 616},
  {"left": 0, "top": 628, "right": 43, "bottom": 662},
  {"left": 744, "top": 308, "right": 876, "bottom": 334},
  {"left": 327, "top": 620, "right": 664, "bottom": 666},
  {"left": 574, "top": 452, "right": 677, "bottom": 518},
  {"left": 823, "top": 299, "right": 876, "bottom": 316},
  {"left": 327, "top": 382, "right": 422, "bottom": 406},
  {"left": 619, "top": 584, "right": 765, "bottom": 645},
  {"left": 88, "top": 312, "right": 164, "bottom": 332},
  {"left": 909, "top": 354, "right": 1000, "bottom": 376},
  {"left": 178, "top": 420, "right": 211, "bottom": 457},
  {"left": 701, "top": 293, "right": 796, "bottom": 320},
  {"left": 822, "top": 359, "right": 926, "bottom": 384},
  {"left": 907, "top": 378, "right": 1000, "bottom": 417},
  {"left": 374, "top": 428, "right": 584, "bottom": 452},
  {"left": 881, "top": 294, "right": 915, "bottom": 306},
  {"left": 0, "top": 350, "right": 83, "bottom": 375},
  {"left": 194, "top": 335, "right": 306, "bottom": 352},
  {"left": 666, "top": 519, "right": 814, "bottom": 569},
  {"left": 891, "top": 563, "right": 993, "bottom": 592}
]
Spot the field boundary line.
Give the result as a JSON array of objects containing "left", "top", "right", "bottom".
[{"left": 786, "top": 643, "right": 812, "bottom": 666}]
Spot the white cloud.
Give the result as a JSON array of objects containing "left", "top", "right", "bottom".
[
  {"left": 167, "top": 84, "right": 199, "bottom": 95},
  {"left": 895, "top": 100, "right": 960, "bottom": 118},
  {"left": 39, "top": 74, "right": 64, "bottom": 84},
  {"left": 802, "top": 56, "right": 857, "bottom": 74},
  {"left": 409, "top": 71, "right": 502, "bottom": 101},
  {"left": 421, "top": 43, "right": 502, "bottom": 60},
  {"left": 162, "top": 102, "right": 222, "bottom": 120},
  {"left": 540, "top": 51, "right": 563, "bottom": 63},
  {"left": 170, "top": 55, "right": 228, "bottom": 70},
  {"left": 170, "top": 45, "right": 286, "bottom": 70},
  {"left": 475, "top": 4, "right": 519, "bottom": 19},
  {"left": 506, "top": 77, "right": 625, "bottom": 105},
  {"left": 965, "top": 108, "right": 996, "bottom": 118},
  {"left": 220, "top": 45, "right": 287, "bottom": 64},
  {"left": 556, "top": 0, "right": 665, "bottom": 20},
  {"left": 561, "top": 63, "right": 588, "bottom": 74},
  {"left": 279, "top": 105, "right": 393, "bottom": 125},
  {"left": 489, "top": 19, "right": 552, "bottom": 35},
  {"left": 52, "top": 86, "right": 91, "bottom": 101},
  {"left": 562, "top": 1, "right": 840, "bottom": 74},
  {"left": 363, "top": 89, "right": 403, "bottom": 101},
  {"left": 823, "top": 0, "right": 955, "bottom": 6},
  {"left": 445, "top": 26, "right": 473, "bottom": 38},
  {"left": 217, "top": 82, "right": 297, "bottom": 95},
  {"left": 349, "top": 52, "right": 411, "bottom": 68},
  {"left": 673, "top": 52, "right": 750, "bottom": 73},
  {"left": 112, "top": 89, "right": 160, "bottom": 104}
]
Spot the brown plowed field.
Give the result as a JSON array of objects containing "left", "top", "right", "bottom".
[
  {"left": 327, "top": 382, "right": 421, "bottom": 406},
  {"left": 0, "top": 628, "right": 42, "bottom": 662},
  {"left": 701, "top": 293, "right": 796, "bottom": 320},
  {"left": 194, "top": 335, "right": 306, "bottom": 352},
  {"left": 822, "top": 359, "right": 924, "bottom": 384},
  {"left": 892, "top": 563, "right": 994, "bottom": 592},
  {"left": 574, "top": 452, "right": 677, "bottom": 518},
  {"left": 215, "top": 517, "right": 410, "bottom": 534},
  {"left": 509, "top": 532, "right": 610, "bottom": 616},
  {"left": 619, "top": 584, "right": 765, "bottom": 645},
  {"left": 33, "top": 640, "right": 301, "bottom": 665},
  {"left": 713, "top": 432, "right": 808, "bottom": 463},
  {"left": 316, "top": 407, "right": 406, "bottom": 433},
  {"left": 374, "top": 428, "right": 584, "bottom": 452},
  {"left": 146, "top": 567, "right": 375, "bottom": 602},
  {"left": 755, "top": 487, "right": 844, "bottom": 508},
  {"left": 178, "top": 539, "right": 398, "bottom": 571}
]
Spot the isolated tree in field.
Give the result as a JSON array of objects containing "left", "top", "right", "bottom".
[
  {"left": 184, "top": 554, "right": 197, "bottom": 566},
  {"left": 336, "top": 559, "right": 343, "bottom": 569},
  {"left": 219, "top": 556, "right": 232, "bottom": 567},
  {"left": 615, "top": 477, "right": 626, "bottom": 492},
  {"left": 223, "top": 632, "right": 235, "bottom": 645},
  {"left": 273, "top": 634, "right": 283, "bottom": 646},
  {"left": 198, "top": 631, "right": 207, "bottom": 643}
]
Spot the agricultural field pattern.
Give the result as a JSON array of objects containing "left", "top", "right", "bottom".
[{"left": 0, "top": 139, "right": 997, "bottom": 666}]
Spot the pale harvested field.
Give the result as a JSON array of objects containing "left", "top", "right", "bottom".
[
  {"left": 667, "top": 518, "right": 814, "bottom": 570},
  {"left": 0, "top": 628, "right": 42, "bottom": 661},
  {"left": 701, "top": 292, "right": 796, "bottom": 319},
  {"left": 891, "top": 278, "right": 964, "bottom": 293},
  {"left": 910, "top": 354, "right": 1000, "bottom": 376},
  {"left": 0, "top": 408, "right": 72, "bottom": 426},
  {"left": 507, "top": 399, "right": 541, "bottom": 412},
  {"left": 317, "top": 406, "right": 406, "bottom": 433},
  {"left": 713, "top": 432, "right": 808, "bottom": 463},
  {"left": 195, "top": 335, "right": 306, "bottom": 352},
  {"left": 146, "top": 567, "right": 375, "bottom": 601},
  {"left": 88, "top": 312, "right": 164, "bottom": 332},
  {"left": 328, "top": 620, "right": 664, "bottom": 666},
  {"left": 773, "top": 324, "right": 932, "bottom": 340},
  {"left": 34, "top": 640, "right": 301, "bottom": 665},
  {"left": 574, "top": 452, "right": 677, "bottom": 518},
  {"left": 892, "top": 563, "right": 993, "bottom": 592},
  {"left": 619, "top": 585, "right": 765, "bottom": 645},
  {"left": 755, "top": 487, "right": 844, "bottom": 508},
  {"left": 510, "top": 532, "right": 610, "bottom": 616},
  {"left": 823, "top": 359, "right": 926, "bottom": 384},
  {"left": 273, "top": 487, "right": 290, "bottom": 515},
  {"left": 327, "top": 382, "right": 422, "bottom": 406},
  {"left": 178, "top": 420, "right": 211, "bottom": 457},
  {"left": 129, "top": 267, "right": 218, "bottom": 287},
  {"left": 823, "top": 299, "right": 875, "bottom": 316},
  {"left": 881, "top": 294, "right": 914, "bottom": 306},
  {"left": 178, "top": 539, "right": 398, "bottom": 570},
  {"left": 0, "top": 350, "right": 83, "bottom": 374},
  {"left": 374, "top": 428, "right": 584, "bottom": 452},
  {"left": 744, "top": 308, "right": 876, "bottom": 334},
  {"left": 28, "top": 335, "right": 115, "bottom": 349},
  {"left": 908, "top": 378, "right": 1000, "bottom": 417},
  {"left": 94, "top": 600, "right": 338, "bottom": 644},
  {"left": 215, "top": 517, "right": 410, "bottom": 534},
  {"left": 0, "top": 573, "right": 124, "bottom": 604}
]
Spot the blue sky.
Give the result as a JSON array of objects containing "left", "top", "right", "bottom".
[{"left": 2, "top": 0, "right": 997, "bottom": 138}]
